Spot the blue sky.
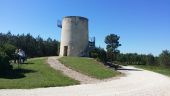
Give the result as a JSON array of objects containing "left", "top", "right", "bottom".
[{"left": 0, "top": 0, "right": 170, "bottom": 56}]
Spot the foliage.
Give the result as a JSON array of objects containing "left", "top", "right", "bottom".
[
  {"left": 0, "top": 50, "right": 12, "bottom": 73},
  {"left": 105, "top": 34, "right": 121, "bottom": 52},
  {"left": 59, "top": 57, "right": 120, "bottom": 79},
  {"left": 145, "top": 54, "right": 156, "bottom": 65},
  {"left": 0, "top": 32, "right": 60, "bottom": 57},
  {"left": 117, "top": 53, "right": 157, "bottom": 65},
  {"left": 89, "top": 47, "right": 107, "bottom": 63},
  {"left": 159, "top": 50, "right": 170, "bottom": 66},
  {"left": 1, "top": 43, "right": 16, "bottom": 59},
  {"left": 105, "top": 34, "right": 121, "bottom": 61},
  {"left": 0, "top": 58, "right": 79, "bottom": 89}
]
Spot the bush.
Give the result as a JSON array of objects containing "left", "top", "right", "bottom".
[
  {"left": 145, "top": 54, "right": 156, "bottom": 65},
  {"left": 0, "top": 49, "right": 12, "bottom": 73},
  {"left": 89, "top": 47, "right": 107, "bottom": 63},
  {"left": 2, "top": 43, "right": 16, "bottom": 59},
  {"left": 159, "top": 50, "right": 170, "bottom": 67}
]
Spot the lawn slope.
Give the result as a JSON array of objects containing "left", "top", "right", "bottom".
[
  {"left": 59, "top": 57, "right": 120, "bottom": 79},
  {"left": 135, "top": 65, "right": 170, "bottom": 77},
  {"left": 0, "top": 57, "right": 79, "bottom": 89}
]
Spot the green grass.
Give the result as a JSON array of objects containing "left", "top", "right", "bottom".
[
  {"left": 59, "top": 57, "right": 120, "bottom": 79},
  {"left": 135, "top": 65, "right": 170, "bottom": 76},
  {"left": 0, "top": 57, "right": 79, "bottom": 89}
]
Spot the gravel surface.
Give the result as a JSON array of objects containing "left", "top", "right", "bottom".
[{"left": 0, "top": 57, "right": 170, "bottom": 96}]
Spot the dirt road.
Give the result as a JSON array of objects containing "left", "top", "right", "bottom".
[{"left": 0, "top": 57, "right": 170, "bottom": 96}]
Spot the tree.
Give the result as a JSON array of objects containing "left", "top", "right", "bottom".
[
  {"left": 89, "top": 47, "right": 107, "bottom": 63},
  {"left": 105, "top": 34, "right": 121, "bottom": 61},
  {"left": 36, "top": 36, "right": 44, "bottom": 56},
  {"left": 145, "top": 54, "right": 156, "bottom": 65},
  {"left": 2, "top": 43, "right": 16, "bottom": 59},
  {"left": 0, "top": 32, "right": 60, "bottom": 57},
  {"left": 159, "top": 50, "right": 170, "bottom": 66},
  {"left": 0, "top": 48, "right": 12, "bottom": 73}
]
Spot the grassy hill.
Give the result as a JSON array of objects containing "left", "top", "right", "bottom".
[
  {"left": 0, "top": 58, "right": 79, "bottom": 89},
  {"left": 0, "top": 56, "right": 121, "bottom": 89},
  {"left": 59, "top": 57, "right": 120, "bottom": 79}
]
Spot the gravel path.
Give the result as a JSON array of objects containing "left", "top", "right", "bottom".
[
  {"left": 47, "top": 57, "right": 101, "bottom": 84},
  {"left": 1, "top": 57, "right": 170, "bottom": 96}
]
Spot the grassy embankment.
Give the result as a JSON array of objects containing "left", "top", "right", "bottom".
[
  {"left": 0, "top": 57, "right": 79, "bottom": 89},
  {"left": 135, "top": 65, "right": 170, "bottom": 76},
  {"left": 59, "top": 57, "right": 120, "bottom": 79}
]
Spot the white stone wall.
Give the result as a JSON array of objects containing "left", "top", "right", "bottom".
[{"left": 60, "top": 16, "right": 89, "bottom": 56}]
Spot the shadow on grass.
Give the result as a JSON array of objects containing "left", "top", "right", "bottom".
[
  {"left": 117, "top": 68, "right": 142, "bottom": 71},
  {"left": 21, "top": 62, "right": 34, "bottom": 64},
  {"left": 0, "top": 68, "right": 36, "bottom": 79}
]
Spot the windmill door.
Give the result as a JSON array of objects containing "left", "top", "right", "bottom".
[{"left": 63, "top": 46, "right": 68, "bottom": 56}]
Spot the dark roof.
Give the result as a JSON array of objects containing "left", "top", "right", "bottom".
[{"left": 64, "top": 16, "right": 88, "bottom": 21}]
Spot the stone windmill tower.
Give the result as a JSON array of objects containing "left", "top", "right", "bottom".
[{"left": 58, "top": 16, "right": 90, "bottom": 56}]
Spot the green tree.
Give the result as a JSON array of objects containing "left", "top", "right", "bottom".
[
  {"left": 159, "top": 50, "right": 170, "bottom": 66},
  {"left": 0, "top": 32, "right": 60, "bottom": 57},
  {"left": 145, "top": 54, "right": 156, "bottom": 65},
  {"left": 2, "top": 43, "right": 16, "bottom": 59},
  {"left": 105, "top": 34, "right": 121, "bottom": 61},
  {"left": 36, "top": 36, "right": 44, "bottom": 56},
  {"left": 0, "top": 48, "right": 12, "bottom": 73},
  {"left": 89, "top": 47, "right": 107, "bottom": 63}
]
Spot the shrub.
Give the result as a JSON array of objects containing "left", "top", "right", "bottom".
[
  {"left": 159, "top": 50, "right": 170, "bottom": 67},
  {"left": 89, "top": 47, "right": 107, "bottom": 63},
  {"left": 2, "top": 43, "right": 16, "bottom": 59},
  {"left": 145, "top": 54, "right": 156, "bottom": 65},
  {"left": 0, "top": 49, "right": 12, "bottom": 73}
]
